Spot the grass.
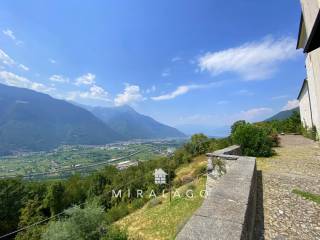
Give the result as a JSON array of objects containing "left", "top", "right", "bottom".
[
  {"left": 292, "top": 189, "right": 320, "bottom": 204},
  {"left": 115, "top": 177, "right": 206, "bottom": 240},
  {"left": 114, "top": 155, "right": 208, "bottom": 240},
  {"left": 173, "top": 154, "right": 207, "bottom": 185},
  {"left": 256, "top": 157, "right": 272, "bottom": 172}
]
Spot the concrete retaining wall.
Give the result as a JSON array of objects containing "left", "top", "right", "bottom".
[{"left": 176, "top": 146, "right": 257, "bottom": 240}]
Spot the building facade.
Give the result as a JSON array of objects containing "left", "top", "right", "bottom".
[{"left": 297, "top": 0, "right": 320, "bottom": 134}]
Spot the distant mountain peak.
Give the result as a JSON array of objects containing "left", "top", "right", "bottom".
[{"left": 87, "top": 105, "right": 186, "bottom": 140}]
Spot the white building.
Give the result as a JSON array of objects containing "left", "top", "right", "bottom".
[{"left": 297, "top": 0, "right": 320, "bottom": 134}]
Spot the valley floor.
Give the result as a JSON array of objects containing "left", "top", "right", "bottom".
[{"left": 255, "top": 135, "right": 320, "bottom": 239}]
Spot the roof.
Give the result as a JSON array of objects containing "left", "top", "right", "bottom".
[
  {"left": 297, "top": 14, "right": 307, "bottom": 50},
  {"left": 304, "top": 10, "right": 320, "bottom": 53},
  {"left": 297, "top": 79, "right": 308, "bottom": 100}
]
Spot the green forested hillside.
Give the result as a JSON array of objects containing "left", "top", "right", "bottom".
[
  {"left": 0, "top": 84, "right": 122, "bottom": 155},
  {"left": 89, "top": 105, "right": 186, "bottom": 139},
  {"left": 265, "top": 107, "right": 299, "bottom": 121}
]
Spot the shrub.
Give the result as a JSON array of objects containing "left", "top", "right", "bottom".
[
  {"left": 41, "top": 200, "right": 105, "bottom": 240},
  {"left": 302, "top": 125, "right": 318, "bottom": 141},
  {"left": 102, "top": 226, "right": 128, "bottom": 240},
  {"left": 212, "top": 158, "right": 226, "bottom": 176},
  {"left": 231, "top": 120, "right": 246, "bottom": 135},
  {"left": 269, "top": 131, "right": 280, "bottom": 147},
  {"left": 129, "top": 198, "right": 146, "bottom": 212},
  {"left": 193, "top": 164, "right": 207, "bottom": 177},
  {"left": 231, "top": 123, "right": 274, "bottom": 157},
  {"left": 105, "top": 203, "right": 130, "bottom": 224}
]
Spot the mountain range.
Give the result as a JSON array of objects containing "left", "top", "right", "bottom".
[
  {"left": 86, "top": 105, "right": 185, "bottom": 140},
  {"left": 0, "top": 84, "right": 185, "bottom": 155}
]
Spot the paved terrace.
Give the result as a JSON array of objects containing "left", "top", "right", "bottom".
[
  {"left": 177, "top": 135, "right": 320, "bottom": 240},
  {"left": 255, "top": 135, "right": 320, "bottom": 239}
]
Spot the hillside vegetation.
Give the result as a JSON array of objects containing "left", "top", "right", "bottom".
[
  {"left": 115, "top": 177, "right": 206, "bottom": 240},
  {"left": 0, "top": 84, "right": 121, "bottom": 155},
  {"left": 89, "top": 105, "right": 186, "bottom": 140},
  {"left": 0, "top": 134, "right": 228, "bottom": 240}
]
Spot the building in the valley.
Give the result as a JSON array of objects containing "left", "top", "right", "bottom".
[{"left": 297, "top": 0, "right": 320, "bottom": 135}]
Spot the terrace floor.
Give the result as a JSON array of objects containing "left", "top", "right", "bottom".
[{"left": 255, "top": 135, "right": 320, "bottom": 239}]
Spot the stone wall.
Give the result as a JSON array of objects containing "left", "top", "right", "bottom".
[{"left": 176, "top": 146, "right": 257, "bottom": 240}]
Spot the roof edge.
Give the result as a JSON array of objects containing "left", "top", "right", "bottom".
[
  {"left": 297, "top": 79, "right": 308, "bottom": 100},
  {"left": 304, "top": 10, "right": 320, "bottom": 53}
]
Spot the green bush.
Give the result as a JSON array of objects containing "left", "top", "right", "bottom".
[
  {"left": 231, "top": 123, "right": 274, "bottom": 157},
  {"left": 41, "top": 201, "right": 105, "bottom": 240},
  {"left": 231, "top": 120, "right": 246, "bottom": 135},
  {"left": 105, "top": 203, "right": 130, "bottom": 224},
  {"left": 102, "top": 226, "right": 128, "bottom": 240},
  {"left": 212, "top": 158, "right": 226, "bottom": 176},
  {"left": 130, "top": 198, "right": 146, "bottom": 212},
  {"left": 193, "top": 164, "right": 207, "bottom": 177},
  {"left": 302, "top": 125, "right": 318, "bottom": 141}
]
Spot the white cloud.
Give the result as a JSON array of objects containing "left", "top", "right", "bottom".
[
  {"left": 0, "top": 71, "right": 53, "bottom": 93},
  {"left": 198, "top": 36, "right": 298, "bottom": 80},
  {"left": 161, "top": 68, "right": 171, "bottom": 77},
  {"left": 151, "top": 85, "right": 192, "bottom": 100},
  {"left": 0, "top": 49, "right": 15, "bottom": 66},
  {"left": 75, "top": 73, "right": 96, "bottom": 85},
  {"left": 146, "top": 85, "right": 156, "bottom": 94},
  {"left": 82, "top": 85, "right": 109, "bottom": 100},
  {"left": 67, "top": 84, "right": 110, "bottom": 102},
  {"left": 171, "top": 56, "right": 182, "bottom": 62},
  {"left": 114, "top": 84, "right": 144, "bottom": 106},
  {"left": 49, "top": 74, "right": 69, "bottom": 83},
  {"left": 282, "top": 99, "right": 299, "bottom": 110},
  {"left": 18, "top": 64, "right": 29, "bottom": 71},
  {"left": 238, "top": 107, "right": 273, "bottom": 120},
  {"left": 2, "top": 29, "right": 23, "bottom": 45},
  {"left": 0, "top": 48, "right": 28, "bottom": 71},
  {"left": 3, "top": 29, "right": 16, "bottom": 40},
  {"left": 151, "top": 82, "right": 223, "bottom": 101},
  {"left": 49, "top": 58, "right": 56, "bottom": 64}
]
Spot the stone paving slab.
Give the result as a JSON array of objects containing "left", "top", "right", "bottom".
[
  {"left": 176, "top": 215, "right": 243, "bottom": 240},
  {"left": 255, "top": 135, "right": 320, "bottom": 240},
  {"left": 196, "top": 197, "right": 247, "bottom": 224}
]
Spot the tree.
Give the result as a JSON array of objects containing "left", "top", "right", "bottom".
[
  {"left": 64, "top": 175, "right": 87, "bottom": 207},
  {"left": 15, "top": 196, "right": 47, "bottom": 240},
  {"left": 184, "top": 134, "right": 210, "bottom": 156},
  {"left": 231, "top": 123, "right": 274, "bottom": 157},
  {"left": 41, "top": 201, "right": 105, "bottom": 240},
  {"left": 44, "top": 182, "right": 66, "bottom": 216},
  {"left": 231, "top": 120, "right": 246, "bottom": 135},
  {"left": 0, "top": 178, "right": 25, "bottom": 237}
]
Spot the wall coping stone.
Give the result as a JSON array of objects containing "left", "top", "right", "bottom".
[{"left": 176, "top": 145, "right": 257, "bottom": 240}]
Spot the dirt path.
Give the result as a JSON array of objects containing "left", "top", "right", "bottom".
[{"left": 255, "top": 135, "right": 320, "bottom": 240}]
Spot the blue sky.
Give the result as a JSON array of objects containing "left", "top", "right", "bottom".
[{"left": 0, "top": 0, "right": 305, "bottom": 136}]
